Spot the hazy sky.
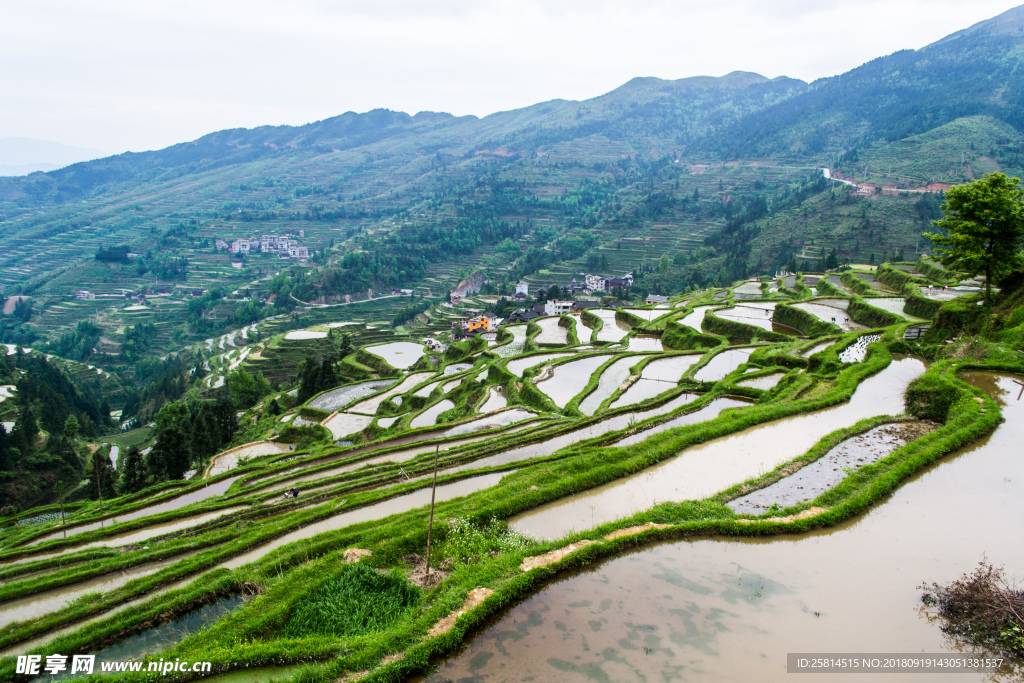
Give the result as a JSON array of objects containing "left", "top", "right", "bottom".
[{"left": 1, "top": 0, "right": 1021, "bottom": 156}]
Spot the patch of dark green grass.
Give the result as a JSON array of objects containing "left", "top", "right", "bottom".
[{"left": 282, "top": 564, "right": 421, "bottom": 639}]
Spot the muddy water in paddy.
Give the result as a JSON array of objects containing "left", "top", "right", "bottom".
[
  {"left": 364, "top": 341, "right": 425, "bottom": 369},
  {"left": 478, "top": 387, "right": 507, "bottom": 412},
  {"left": 736, "top": 373, "right": 786, "bottom": 390},
  {"left": 623, "top": 309, "right": 667, "bottom": 323},
  {"left": 444, "top": 393, "right": 704, "bottom": 475},
  {"left": 867, "top": 297, "right": 928, "bottom": 322},
  {"left": 679, "top": 305, "right": 715, "bottom": 333},
  {"left": 222, "top": 472, "right": 509, "bottom": 570},
  {"left": 410, "top": 400, "right": 455, "bottom": 429},
  {"left": 248, "top": 412, "right": 540, "bottom": 491},
  {"left": 307, "top": 380, "right": 395, "bottom": 411},
  {"left": 624, "top": 334, "right": 663, "bottom": 352},
  {"left": 534, "top": 317, "right": 568, "bottom": 344},
  {"left": 692, "top": 348, "right": 754, "bottom": 383},
  {"left": 347, "top": 372, "right": 433, "bottom": 415},
  {"left": 425, "top": 372, "right": 1024, "bottom": 683},
  {"left": 512, "top": 358, "right": 925, "bottom": 539},
  {"left": 578, "top": 357, "right": 644, "bottom": 416},
  {"left": 801, "top": 340, "right": 835, "bottom": 356},
  {"left": 534, "top": 355, "right": 611, "bottom": 408},
  {"left": 505, "top": 353, "right": 572, "bottom": 377},
  {"left": 793, "top": 301, "right": 865, "bottom": 332},
  {"left": 609, "top": 397, "right": 749, "bottom": 448},
  {"left": 729, "top": 421, "right": 934, "bottom": 515},
  {"left": 0, "top": 552, "right": 197, "bottom": 630},
  {"left": 321, "top": 412, "right": 374, "bottom": 440},
  {"left": 609, "top": 355, "right": 704, "bottom": 409},
  {"left": 714, "top": 302, "right": 798, "bottom": 335},
  {"left": 27, "top": 595, "right": 250, "bottom": 682},
  {"left": 28, "top": 476, "right": 244, "bottom": 546},
  {"left": 591, "top": 309, "right": 631, "bottom": 342}
]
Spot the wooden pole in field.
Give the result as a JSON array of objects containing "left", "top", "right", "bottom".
[{"left": 425, "top": 444, "right": 439, "bottom": 581}]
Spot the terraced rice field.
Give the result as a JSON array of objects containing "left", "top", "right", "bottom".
[{"left": 2, "top": 262, "right": 993, "bottom": 683}]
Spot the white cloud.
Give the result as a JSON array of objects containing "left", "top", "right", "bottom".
[{"left": 0, "top": 0, "right": 1019, "bottom": 153}]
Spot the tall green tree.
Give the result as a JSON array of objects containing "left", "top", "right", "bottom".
[
  {"left": 925, "top": 173, "right": 1024, "bottom": 301},
  {"left": 120, "top": 444, "right": 147, "bottom": 494},
  {"left": 148, "top": 402, "right": 192, "bottom": 480}
]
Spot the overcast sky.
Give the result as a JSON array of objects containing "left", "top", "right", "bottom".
[{"left": 1, "top": 0, "right": 1021, "bottom": 156}]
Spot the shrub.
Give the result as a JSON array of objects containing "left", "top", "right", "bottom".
[
  {"left": 921, "top": 561, "right": 1024, "bottom": 661},
  {"left": 439, "top": 516, "right": 530, "bottom": 565}
]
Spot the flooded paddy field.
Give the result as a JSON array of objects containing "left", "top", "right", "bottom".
[
  {"left": 444, "top": 393, "right": 702, "bottom": 475},
  {"left": 6, "top": 262, "right": 1015, "bottom": 683},
  {"left": 692, "top": 348, "right": 754, "bottom": 383},
  {"left": 409, "top": 400, "right": 455, "bottom": 429},
  {"left": 623, "top": 309, "right": 667, "bottom": 322},
  {"left": 492, "top": 326, "right": 527, "bottom": 357},
  {"left": 534, "top": 355, "right": 611, "bottom": 408},
  {"left": 735, "top": 372, "right": 786, "bottom": 390},
  {"left": 322, "top": 412, "right": 375, "bottom": 439},
  {"left": 866, "top": 297, "right": 928, "bottom": 322},
  {"left": 609, "top": 355, "right": 703, "bottom": 409},
  {"left": 713, "top": 302, "right": 799, "bottom": 335},
  {"left": 28, "top": 476, "right": 244, "bottom": 546},
  {"left": 307, "top": 380, "right": 395, "bottom": 412},
  {"left": 423, "top": 372, "right": 1023, "bottom": 683},
  {"left": 0, "top": 552, "right": 197, "bottom": 630},
  {"left": 534, "top": 317, "right": 568, "bottom": 344},
  {"left": 792, "top": 301, "right": 864, "bottom": 331},
  {"left": 679, "top": 305, "right": 715, "bottom": 333},
  {"left": 624, "top": 334, "right": 663, "bottom": 351},
  {"left": 728, "top": 420, "right": 936, "bottom": 514},
  {"left": 478, "top": 387, "right": 507, "bottom": 412},
  {"left": 578, "top": 357, "right": 643, "bottom": 416},
  {"left": 590, "top": 309, "right": 631, "bottom": 342},
  {"left": 364, "top": 341, "right": 425, "bottom": 369},
  {"left": 839, "top": 334, "right": 881, "bottom": 363},
  {"left": 505, "top": 353, "right": 572, "bottom": 377},
  {"left": 347, "top": 373, "right": 433, "bottom": 415},
  {"left": 512, "top": 358, "right": 924, "bottom": 539},
  {"left": 223, "top": 472, "right": 510, "bottom": 570}
]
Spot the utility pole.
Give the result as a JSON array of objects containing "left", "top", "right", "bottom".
[
  {"left": 92, "top": 451, "right": 105, "bottom": 516},
  {"left": 425, "top": 445, "right": 440, "bottom": 581},
  {"left": 54, "top": 480, "right": 65, "bottom": 527}
]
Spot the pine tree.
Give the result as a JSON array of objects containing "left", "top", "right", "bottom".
[{"left": 120, "top": 445, "right": 147, "bottom": 493}]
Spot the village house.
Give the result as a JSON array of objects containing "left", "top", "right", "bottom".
[
  {"left": 645, "top": 294, "right": 670, "bottom": 305},
  {"left": 585, "top": 274, "right": 606, "bottom": 292},
  {"left": 543, "top": 300, "right": 573, "bottom": 317},
  {"left": 515, "top": 282, "right": 529, "bottom": 297},
  {"left": 73, "top": 289, "right": 95, "bottom": 300},
  {"left": 570, "top": 300, "right": 599, "bottom": 313},
  {"left": 456, "top": 315, "right": 490, "bottom": 334},
  {"left": 422, "top": 338, "right": 444, "bottom": 352}
]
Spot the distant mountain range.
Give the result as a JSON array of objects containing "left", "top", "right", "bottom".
[
  {"left": 0, "top": 5, "right": 1023, "bottom": 329},
  {"left": 0, "top": 138, "right": 106, "bottom": 177}
]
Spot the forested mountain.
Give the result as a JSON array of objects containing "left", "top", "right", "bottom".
[
  {"left": 696, "top": 6, "right": 1024, "bottom": 160},
  {"left": 0, "top": 5, "right": 1022, "bottom": 365}
]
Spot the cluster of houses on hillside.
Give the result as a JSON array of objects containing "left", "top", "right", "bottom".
[
  {"left": 215, "top": 232, "right": 310, "bottom": 260},
  {"left": 510, "top": 273, "right": 634, "bottom": 302}
]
